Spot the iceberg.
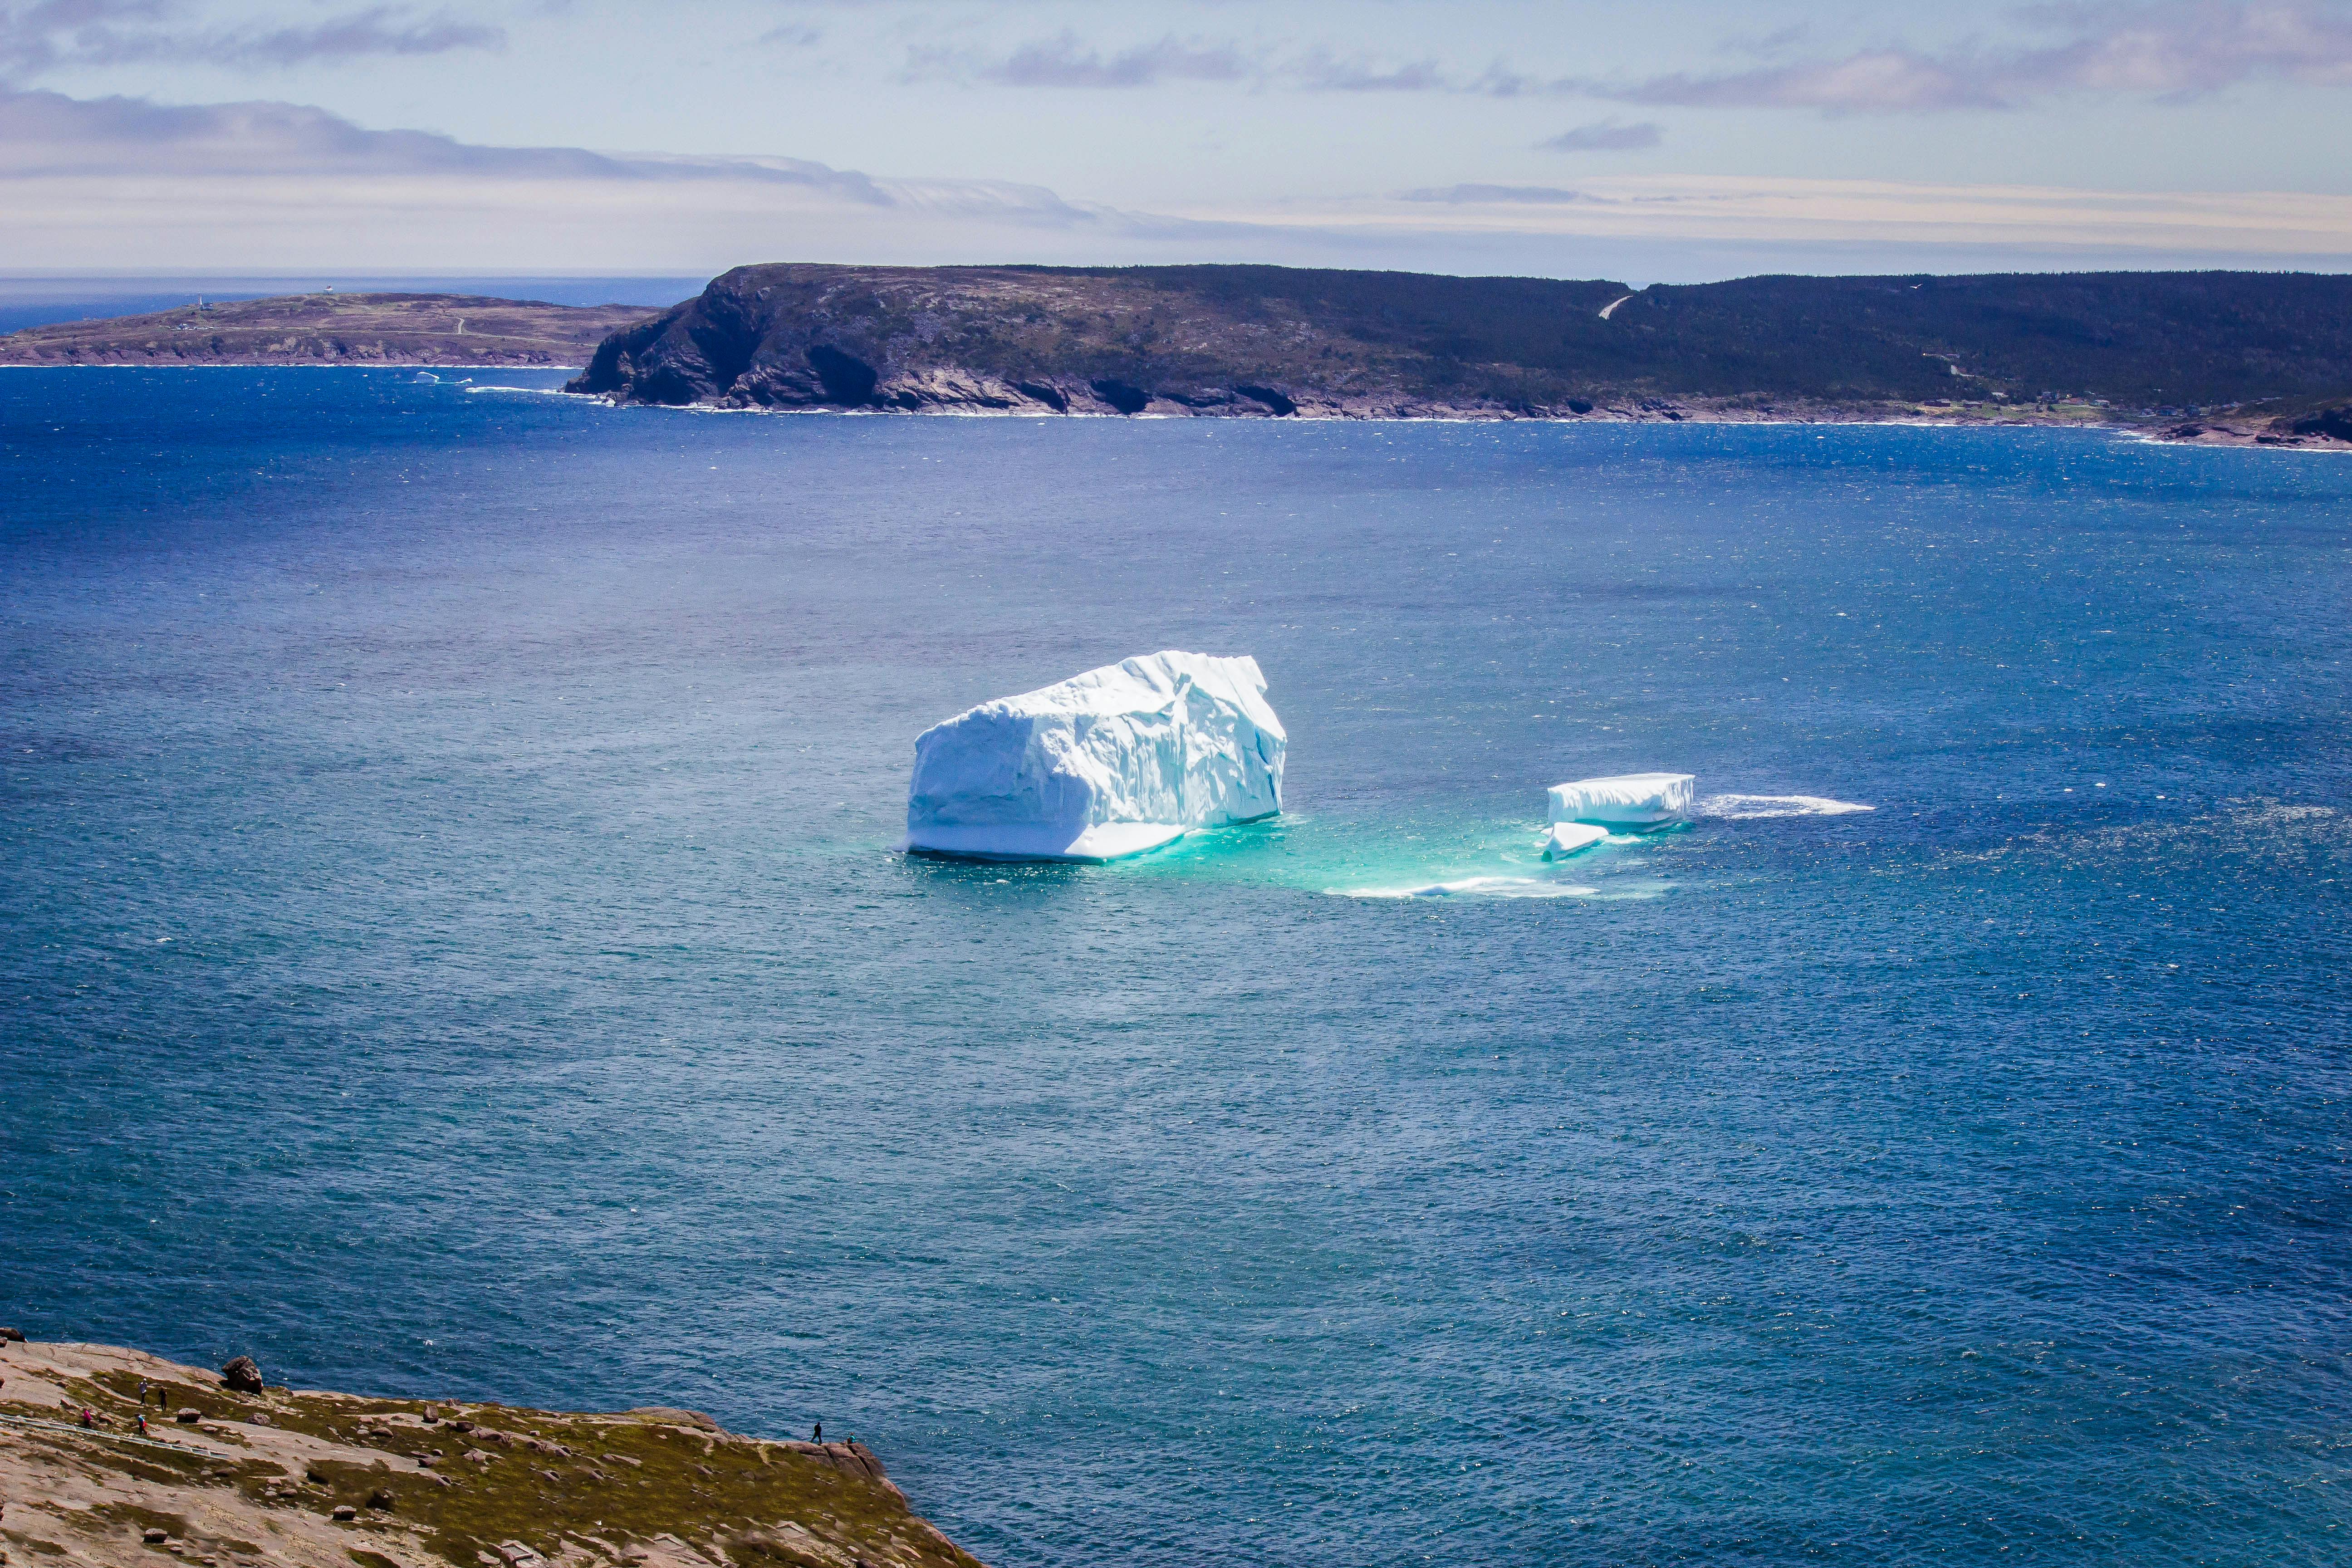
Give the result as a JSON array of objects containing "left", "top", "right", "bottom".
[
  {"left": 1335, "top": 876, "right": 1596, "bottom": 900},
  {"left": 1697, "top": 794, "right": 1873, "bottom": 818},
  {"left": 1541, "top": 820, "right": 1610, "bottom": 859},
  {"left": 1547, "top": 772, "right": 1696, "bottom": 829},
  {"left": 905, "top": 651, "right": 1285, "bottom": 862}
]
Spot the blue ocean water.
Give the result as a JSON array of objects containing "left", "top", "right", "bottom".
[{"left": 4, "top": 368, "right": 2349, "bottom": 1566}]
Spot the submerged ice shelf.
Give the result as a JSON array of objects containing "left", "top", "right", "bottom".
[{"left": 904, "top": 651, "right": 1286, "bottom": 862}]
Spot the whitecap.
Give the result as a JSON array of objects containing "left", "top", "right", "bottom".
[
  {"left": 1698, "top": 794, "right": 1875, "bottom": 818},
  {"left": 1333, "top": 875, "right": 1597, "bottom": 900}
]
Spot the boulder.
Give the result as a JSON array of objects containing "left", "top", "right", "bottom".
[
  {"left": 623, "top": 1406, "right": 719, "bottom": 1431},
  {"left": 220, "top": 1357, "right": 265, "bottom": 1394},
  {"left": 0, "top": 1328, "right": 25, "bottom": 1343},
  {"left": 175, "top": 1408, "right": 202, "bottom": 1424}
]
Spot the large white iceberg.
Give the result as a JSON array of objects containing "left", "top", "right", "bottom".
[
  {"left": 905, "top": 651, "right": 1285, "bottom": 862},
  {"left": 1548, "top": 772, "right": 1696, "bottom": 829}
]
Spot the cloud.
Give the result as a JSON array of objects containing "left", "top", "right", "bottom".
[
  {"left": 969, "top": 30, "right": 1251, "bottom": 88},
  {"left": 870, "top": 7, "right": 2352, "bottom": 109},
  {"left": 1213, "top": 175, "right": 2352, "bottom": 274},
  {"left": 1290, "top": 49, "right": 1448, "bottom": 91},
  {"left": 0, "top": 0, "right": 502, "bottom": 77},
  {"left": 1594, "top": 0, "right": 2352, "bottom": 113},
  {"left": 0, "top": 86, "right": 887, "bottom": 196},
  {"left": 1539, "top": 119, "right": 1663, "bottom": 151},
  {"left": 916, "top": 32, "right": 1501, "bottom": 95},
  {"left": 3, "top": 85, "right": 2348, "bottom": 276},
  {"left": 1398, "top": 184, "right": 1606, "bottom": 206}
]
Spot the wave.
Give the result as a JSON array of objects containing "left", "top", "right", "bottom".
[
  {"left": 1332, "top": 875, "right": 1598, "bottom": 900},
  {"left": 1698, "top": 794, "right": 1874, "bottom": 818}
]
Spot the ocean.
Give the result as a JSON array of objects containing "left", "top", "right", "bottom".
[{"left": 4, "top": 368, "right": 2348, "bottom": 1565}]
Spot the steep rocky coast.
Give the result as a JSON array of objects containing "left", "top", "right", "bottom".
[
  {"left": 0, "top": 1337, "right": 981, "bottom": 1568},
  {"left": 564, "top": 262, "right": 2352, "bottom": 446}
]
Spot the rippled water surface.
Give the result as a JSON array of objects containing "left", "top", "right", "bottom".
[{"left": 5, "top": 369, "right": 2349, "bottom": 1565}]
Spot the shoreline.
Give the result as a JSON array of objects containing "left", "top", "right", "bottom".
[
  {"left": 0, "top": 1335, "right": 986, "bottom": 1568},
  {"left": 3, "top": 363, "right": 2344, "bottom": 449}
]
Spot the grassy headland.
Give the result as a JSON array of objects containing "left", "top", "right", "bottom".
[
  {"left": 0, "top": 1338, "right": 983, "bottom": 1568},
  {"left": 562, "top": 263, "right": 2352, "bottom": 445}
]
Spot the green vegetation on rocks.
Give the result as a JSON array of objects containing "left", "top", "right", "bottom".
[
  {"left": 0, "top": 1340, "right": 982, "bottom": 1568},
  {"left": 566, "top": 262, "right": 2352, "bottom": 426}
]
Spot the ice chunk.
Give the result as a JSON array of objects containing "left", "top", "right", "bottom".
[
  {"left": 906, "top": 651, "right": 1285, "bottom": 862},
  {"left": 1697, "top": 794, "right": 1873, "bottom": 818},
  {"left": 1541, "top": 820, "right": 1610, "bottom": 859},
  {"left": 1547, "top": 772, "right": 1696, "bottom": 828},
  {"left": 1334, "top": 876, "right": 1596, "bottom": 900}
]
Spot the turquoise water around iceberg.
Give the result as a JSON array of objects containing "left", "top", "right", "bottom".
[{"left": 4, "top": 369, "right": 2350, "bottom": 1565}]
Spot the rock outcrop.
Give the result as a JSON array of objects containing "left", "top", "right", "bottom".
[
  {"left": 2156, "top": 397, "right": 2352, "bottom": 448},
  {"left": 0, "top": 1337, "right": 985, "bottom": 1568},
  {"left": 2288, "top": 402, "right": 2352, "bottom": 441}
]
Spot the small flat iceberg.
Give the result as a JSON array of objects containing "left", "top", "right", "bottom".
[
  {"left": 1697, "top": 794, "right": 1873, "bottom": 818},
  {"left": 1541, "top": 820, "right": 1610, "bottom": 859},
  {"left": 905, "top": 651, "right": 1285, "bottom": 862},
  {"left": 1547, "top": 772, "right": 1696, "bottom": 829}
]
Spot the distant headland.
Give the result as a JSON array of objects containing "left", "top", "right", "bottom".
[
  {"left": 5, "top": 265, "right": 2348, "bottom": 448},
  {"left": 0, "top": 294, "right": 652, "bottom": 369},
  {"left": 564, "top": 263, "right": 2352, "bottom": 448}
]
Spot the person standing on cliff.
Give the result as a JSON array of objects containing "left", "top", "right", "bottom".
[{"left": 812, "top": 1422, "right": 821, "bottom": 1443}]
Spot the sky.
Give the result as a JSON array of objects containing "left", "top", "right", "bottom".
[{"left": 5, "top": 0, "right": 2352, "bottom": 281}]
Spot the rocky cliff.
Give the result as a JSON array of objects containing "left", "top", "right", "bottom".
[
  {"left": 562, "top": 263, "right": 1540, "bottom": 418},
  {"left": 0, "top": 1338, "right": 983, "bottom": 1568},
  {"left": 564, "top": 263, "right": 2352, "bottom": 431}
]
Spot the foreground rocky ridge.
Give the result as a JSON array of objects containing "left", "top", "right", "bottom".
[
  {"left": 564, "top": 264, "right": 2352, "bottom": 446},
  {"left": 0, "top": 295, "right": 657, "bottom": 367},
  {"left": 0, "top": 1338, "right": 982, "bottom": 1568}
]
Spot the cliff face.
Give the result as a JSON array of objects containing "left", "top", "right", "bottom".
[
  {"left": 0, "top": 1338, "right": 984, "bottom": 1568},
  {"left": 561, "top": 264, "right": 1620, "bottom": 418},
  {"left": 564, "top": 263, "right": 2352, "bottom": 422}
]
